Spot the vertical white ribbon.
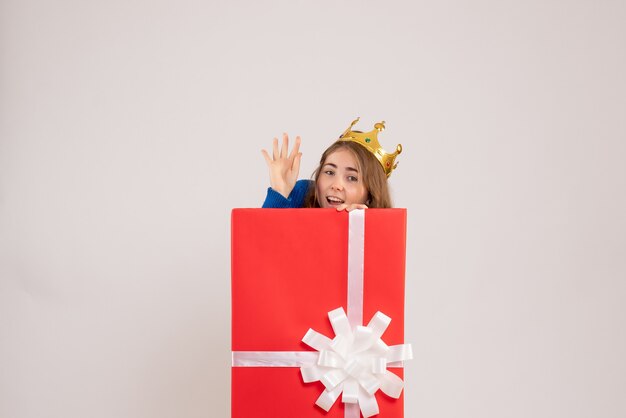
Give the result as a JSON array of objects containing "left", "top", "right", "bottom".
[
  {"left": 347, "top": 209, "right": 365, "bottom": 330},
  {"left": 345, "top": 209, "right": 365, "bottom": 418}
]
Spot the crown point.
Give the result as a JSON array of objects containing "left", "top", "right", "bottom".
[{"left": 337, "top": 118, "right": 401, "bottom": 177}]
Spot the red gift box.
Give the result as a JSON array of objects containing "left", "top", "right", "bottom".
[{"left": 231, "top": 209, "right": 408, "bottom": 417}]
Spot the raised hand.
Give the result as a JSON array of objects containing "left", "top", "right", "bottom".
[{"left": 261, "top": 133, "right": 302, "bottom": 199}]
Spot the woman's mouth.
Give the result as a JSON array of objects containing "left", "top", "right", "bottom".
[{"left": 326, "top": 196, "right": 344, "bottom": 206}]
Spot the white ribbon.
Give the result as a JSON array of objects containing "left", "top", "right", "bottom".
[
  {"left": 232, "top": 210, "right": 412, "bottom": 417},
  {"left": 347, "top": 209, "right": 365, "bottom": 328},
  {"left": 232, "top": 351, "right": 319, "bottom": 367},
  {"left": 301, "top": 307, "right": 413, "bottom": 418}
]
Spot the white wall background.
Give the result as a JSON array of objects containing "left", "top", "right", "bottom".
[{"left": 1, "top": 0, "right": 625, "bottom": 417}]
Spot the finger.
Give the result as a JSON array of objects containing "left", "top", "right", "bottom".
[
  {"left": 281, "top": 133, "right": 289, "bottom": 159},
  {"left": 291, "top": 152, "right": 302, "bottom": 175},
  {"left": 261, "top": 149, "right": 272, "bottom": 166},
  {"left": 272, "top": 138, "right": 279, "bottom": 160},
  {"left": 288, "top": 136, "right": 301, "bottom": 161},
  {"left": 348, "top": 204, "right": 368, "bottom": 212},
  {"left": 336, "top": 204, "right": 347, "bottom": 212}
]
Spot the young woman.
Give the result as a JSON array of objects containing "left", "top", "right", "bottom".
[{"left": 261, "top": 119, "right": 401, "bottom": 211}]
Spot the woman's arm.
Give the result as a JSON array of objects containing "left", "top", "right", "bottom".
[{"left": 262, "top": 179, "right": 312, "bottom": 208}]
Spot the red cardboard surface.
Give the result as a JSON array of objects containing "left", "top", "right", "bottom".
[{"left": 231, "top": 209, "right": 407, "bottom": 417}]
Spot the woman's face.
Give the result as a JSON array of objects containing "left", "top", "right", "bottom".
[{"left": 316, "top": 148, "right": 368, "bottom": 208}]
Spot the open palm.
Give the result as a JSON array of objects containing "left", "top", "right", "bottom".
[{"left": 261, "top": 133, "right": 302, "bottom": 199}]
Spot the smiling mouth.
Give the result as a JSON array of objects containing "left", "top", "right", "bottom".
[{"left": 326, "top": 196, "right": 344, "bottom": 206}]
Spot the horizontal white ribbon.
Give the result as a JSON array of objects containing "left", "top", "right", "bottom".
[
  {"left": 232, "top": 351, "right": 319, "bottom": 367},
  {"left": 232, "top": 351, "right": 406, "bottom": 368}
]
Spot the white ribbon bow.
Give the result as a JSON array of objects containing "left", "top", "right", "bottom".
[{"left": 301, "top": 307, "right": 413, "bottom": 418}]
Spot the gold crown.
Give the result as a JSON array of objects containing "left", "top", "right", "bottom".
[{"left": 337, "top": 118, "right": 402, "bottom": 177}]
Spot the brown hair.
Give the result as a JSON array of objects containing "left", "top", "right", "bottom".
[{"left": 303, "top": 141, "right": 392, "bottom": 208}]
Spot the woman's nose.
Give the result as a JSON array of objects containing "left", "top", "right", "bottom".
[{"left": 331, "top": 180, "right": 344, "bottom": 191}]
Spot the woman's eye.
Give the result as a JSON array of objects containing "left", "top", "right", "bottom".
[
  {"left": 324, "top": 170, "right": 335, "bottom": 176},
  {"left": 347, "top": 176, "right": 359, "bottom": 182}
]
